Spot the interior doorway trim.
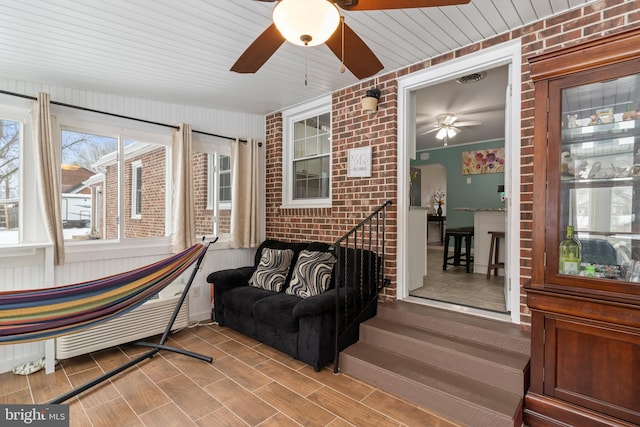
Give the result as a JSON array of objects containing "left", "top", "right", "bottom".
[{"left": 396, "top": 39, "right": 522, "bottom": 324}]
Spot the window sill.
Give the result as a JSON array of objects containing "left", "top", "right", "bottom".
[
  {"left": 0, "top": 242, "right": 52, "bottom": 259},
  {"left": 278, "top": 206, "right": 333, "bottom": 218},
  {"left": 64, "top": 237, "right": 172, "bottom": 263}
]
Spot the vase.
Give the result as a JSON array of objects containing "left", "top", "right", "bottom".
[{"left": 437, "top": 206, "right": 443, "bottom": 216}]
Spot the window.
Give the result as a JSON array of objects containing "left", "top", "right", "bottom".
[
  {"left": 195, "top": 138, "right": 231, "bottom": 239},
  {"left": 282, "top": 96, "right": 332, "bottom": 207},
  {"left": 0, "top": 117, "right": 20, "bottom": 245},
  {"left": 60, "top": 125, "right": 170, "bottom": 242},
  {"left": 219, "top": 154, "right": 231, "bottom": 204},
  {"left": 131, "top": 160, "right": 142, "bottom": 219}
]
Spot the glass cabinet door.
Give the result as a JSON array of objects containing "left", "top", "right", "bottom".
[{"left": 556, "top": 72, "right": 640, "bottom": 282}]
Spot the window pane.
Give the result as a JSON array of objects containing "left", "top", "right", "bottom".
[
  {"left": 132, "top": 164, "right": 142, "bottom": 217},
  {"left": 194, "top": 151, "right": 231, "bottom": 237},
  {"left": 123, "top": 141, "right": 167, "bottom": 239},
  {"left": 61, "top": 130, "right": 117, "bottom": 241},
  {"left": 219, "top": 155, "right": 231, "bottom": 203},
  {"left": 293, "top": 113, "right": 331, "bottom": 160},
  {"left": 293, "top": 157, "right": 330, "bottom": 199},
  {"left": 218, "top": 154, "right": 231, "bottom": 235},
  {"left": 195, "top": 152, "right": 213, "bottom": 236},
  {"left": 0, "top": 119, "right": 20, "bottom": 244}
]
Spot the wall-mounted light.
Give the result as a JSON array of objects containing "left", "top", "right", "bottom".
[{"left": 362, "top": 88, "right": 381, "bottom": 113}]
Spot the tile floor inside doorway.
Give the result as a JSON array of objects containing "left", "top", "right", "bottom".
[{"left": 409, "top": 246, "right": 507, "bottom": 313}]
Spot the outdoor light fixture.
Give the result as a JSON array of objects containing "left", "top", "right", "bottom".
[
  {"left": 273, "top": 0, "right": 341, "bottom": 46},
  {"left": 362, "top": 88, "right": 381, "bottom": 113}
]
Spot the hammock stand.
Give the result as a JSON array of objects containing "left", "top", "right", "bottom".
[{"left": 1, "top": 240, "right": 215, "bottom": 404}]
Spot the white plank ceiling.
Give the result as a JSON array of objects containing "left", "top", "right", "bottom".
[{"left": 0, "top": 0, "right": 597, "bottom": 116}]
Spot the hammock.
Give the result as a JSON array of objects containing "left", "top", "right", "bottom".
[
  {"left": 0, "top": 242, "right": 214, "bottom": 403},
  {"left": 0, "top": 243, "right": 207, "bottom": 343}
]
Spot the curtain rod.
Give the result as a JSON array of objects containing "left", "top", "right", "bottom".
[{"left": 0, "top": 89, "right": 259, "bottom": 145}]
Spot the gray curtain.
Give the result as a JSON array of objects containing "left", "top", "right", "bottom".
[
  {"left": 171, "top": 123, "right": 196, "bottom": 253},
  {"left": 33, "top": 92, "right": 65, "bottom": 265},
  {"left": 230, "top": 138, "right": 259, "bottom": 248}
]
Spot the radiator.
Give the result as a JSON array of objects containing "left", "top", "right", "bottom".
[{"left": 56, "top": 281, "right": 189, "bottom": 359}]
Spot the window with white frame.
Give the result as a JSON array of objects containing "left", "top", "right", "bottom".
[
  {"left": 0, "top": 116, "right": 21, "bottom": 245},
  {"left": 131, "top": 160, "right": 142, "bottom": 219},
  {"left": 282, "top": 95, "right": 332, "bottom": 207},
  {"left": 219, "top": 154, "right": 231, "bottom": 205},
  {"left": 59, "top": 125, "right": 170, "bottom": 242},
  {"left": 196, "top": 139, "right": 232, "bottom": 239}
]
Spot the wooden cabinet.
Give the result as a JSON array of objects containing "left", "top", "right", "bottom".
[{"left": 525, "top": 28, "right": 640, "bottom": 427}]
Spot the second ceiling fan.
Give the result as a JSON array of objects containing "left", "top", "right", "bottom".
[
  {"left": 421, "top": 113, "right": 482, "bottom": 145},
  {"left": 231, "top": 0, "right": 471, "bottom": 80}
]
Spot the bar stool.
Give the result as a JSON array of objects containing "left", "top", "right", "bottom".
[
  {"left": 443, "top": 227, "right": 474, "bottom": 273},
  {"left": 486, "top": 231, "right": 505, "bottom": 279}
]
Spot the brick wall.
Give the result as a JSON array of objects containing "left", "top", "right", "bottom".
[
  {"left": 193, "top": 152, "right": 231, "bottom": 236},
  {"left": 264, "top": 0, "right": 638, "bottom": 321},
  {"left": 193, "top": 152, "right": 213, "bottom": 235},
  {"left": 124, "top": 148, "right": 167, "bottom": 238},
  {"left": 102, "top": 147, "right": 167, "bottom": 239}
]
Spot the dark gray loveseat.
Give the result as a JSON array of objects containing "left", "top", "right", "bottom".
[{"left": 206, "top": 239, "right": 379, "bottom": 371}]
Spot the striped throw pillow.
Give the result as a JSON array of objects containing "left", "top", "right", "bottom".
[
  {"left": 286, "top": 250, "right": 336, "bottom": 298},
  {"left": 249, "top": 248, "right": 294, "bottom": 292}
]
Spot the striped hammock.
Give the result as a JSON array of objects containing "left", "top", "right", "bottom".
[{"left": 0, "top": 244, "right": 207, "bottom": 344}]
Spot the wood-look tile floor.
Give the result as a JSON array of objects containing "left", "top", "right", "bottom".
[{"left": 0, "top": 325, "right": 460, "bottom": 426}]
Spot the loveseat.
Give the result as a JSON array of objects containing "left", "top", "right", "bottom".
[{"left": 206, "top": 239, "right": 379, "bottom": 371}]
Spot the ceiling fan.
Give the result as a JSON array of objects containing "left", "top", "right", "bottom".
[
  {"left": 231, "top": 0, "right": 471, "bottom": 80},
  {"left": 420, "top": 113, "right": 482, "bottom": 145}
]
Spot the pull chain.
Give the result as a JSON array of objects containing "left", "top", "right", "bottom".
[
  {"left": 340, "top": 16, "right": 345, "bottom": 73},
  {"left": 300, "top": 35, "right": 311, "bottom": 86}
]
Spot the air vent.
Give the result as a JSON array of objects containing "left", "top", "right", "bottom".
[{"left": 457, "top": 72, "right": 486, "bottom": 84}]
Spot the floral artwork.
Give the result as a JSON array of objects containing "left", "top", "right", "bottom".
[{"left": 461, "top": 148, "right": 505, "bottom": 175}]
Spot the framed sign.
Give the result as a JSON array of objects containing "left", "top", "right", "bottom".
[{"left": 347, "top": 146, "right": 372, "bottom": 178}]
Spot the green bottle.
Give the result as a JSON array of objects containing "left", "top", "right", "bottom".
[{"left": 559, "top": 225, "right": 581, "bottom": 275}]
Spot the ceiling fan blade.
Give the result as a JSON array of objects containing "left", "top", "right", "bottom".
[
  {"left": 336, "top": 0, "right": 470, "bottom": 11},
  {"left": 230, "top": 23, "right": 285, "bottom": 73},
  {"left": 454, "top": 120, "right": 482, "bottom": 127},
  {"left": 419, "top": 127, "right": 440, "bottom": 135},
  {"left": 325, "top": 22, "right": 383, "bottom": 79}
]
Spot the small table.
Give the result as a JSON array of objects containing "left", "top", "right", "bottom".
[{"left": 427, "top": 214, "right": 446, "bottom": 244}]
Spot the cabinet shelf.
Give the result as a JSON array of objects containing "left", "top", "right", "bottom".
[
  {"left": 562, "top": 119, "right": 640, "bottom": 143},
  {"left": 560, "top": 175, "right": 639, "bottom": 186}
]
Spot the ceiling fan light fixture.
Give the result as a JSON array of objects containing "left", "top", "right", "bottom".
[
  {"left": 273, "top": 0, "right": 340, "bottom": 47},
  {"left": 435, "top": 125, "right": 459, "bottom": 141}
]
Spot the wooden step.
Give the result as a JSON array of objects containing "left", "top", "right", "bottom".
[
  {"left": 359, "top": 316, "right": 529, "bottom": 394},
  {"left": 377, "top": 300, "right": 530, "bottom": 355},
  {"left": 341, "top": 342, "right": 524, "bottom": 427},
  {"left": 340, "top": 300, "right": 530, "bottom": 427}
]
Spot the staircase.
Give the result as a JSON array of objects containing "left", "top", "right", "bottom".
[{"left": 340, "top": 301, "right": 530, "bottom": 427}]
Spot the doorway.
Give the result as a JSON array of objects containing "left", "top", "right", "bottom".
[{"left": 397, "top": 41, "right": 522, "bottom": 323}]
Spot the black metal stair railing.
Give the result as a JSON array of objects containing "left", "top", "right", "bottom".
[{"left": 330, "top": 200, "right": 392, "bottom": 373}]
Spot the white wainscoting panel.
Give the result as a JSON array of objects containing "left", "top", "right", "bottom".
[{"left": 0, "top": 246, "right": 52, "bottom": 374}]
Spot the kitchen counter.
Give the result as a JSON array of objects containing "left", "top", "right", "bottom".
[
  {"left": 456, "top": 209, "right": 506, "bottom": 275},
  {"left": 453, "top": 207, "right": 506, "bottom": 212}
]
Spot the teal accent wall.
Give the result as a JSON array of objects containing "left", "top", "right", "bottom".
[{"left": 413, "top": 140, "right": 505, "bottom": 228}]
